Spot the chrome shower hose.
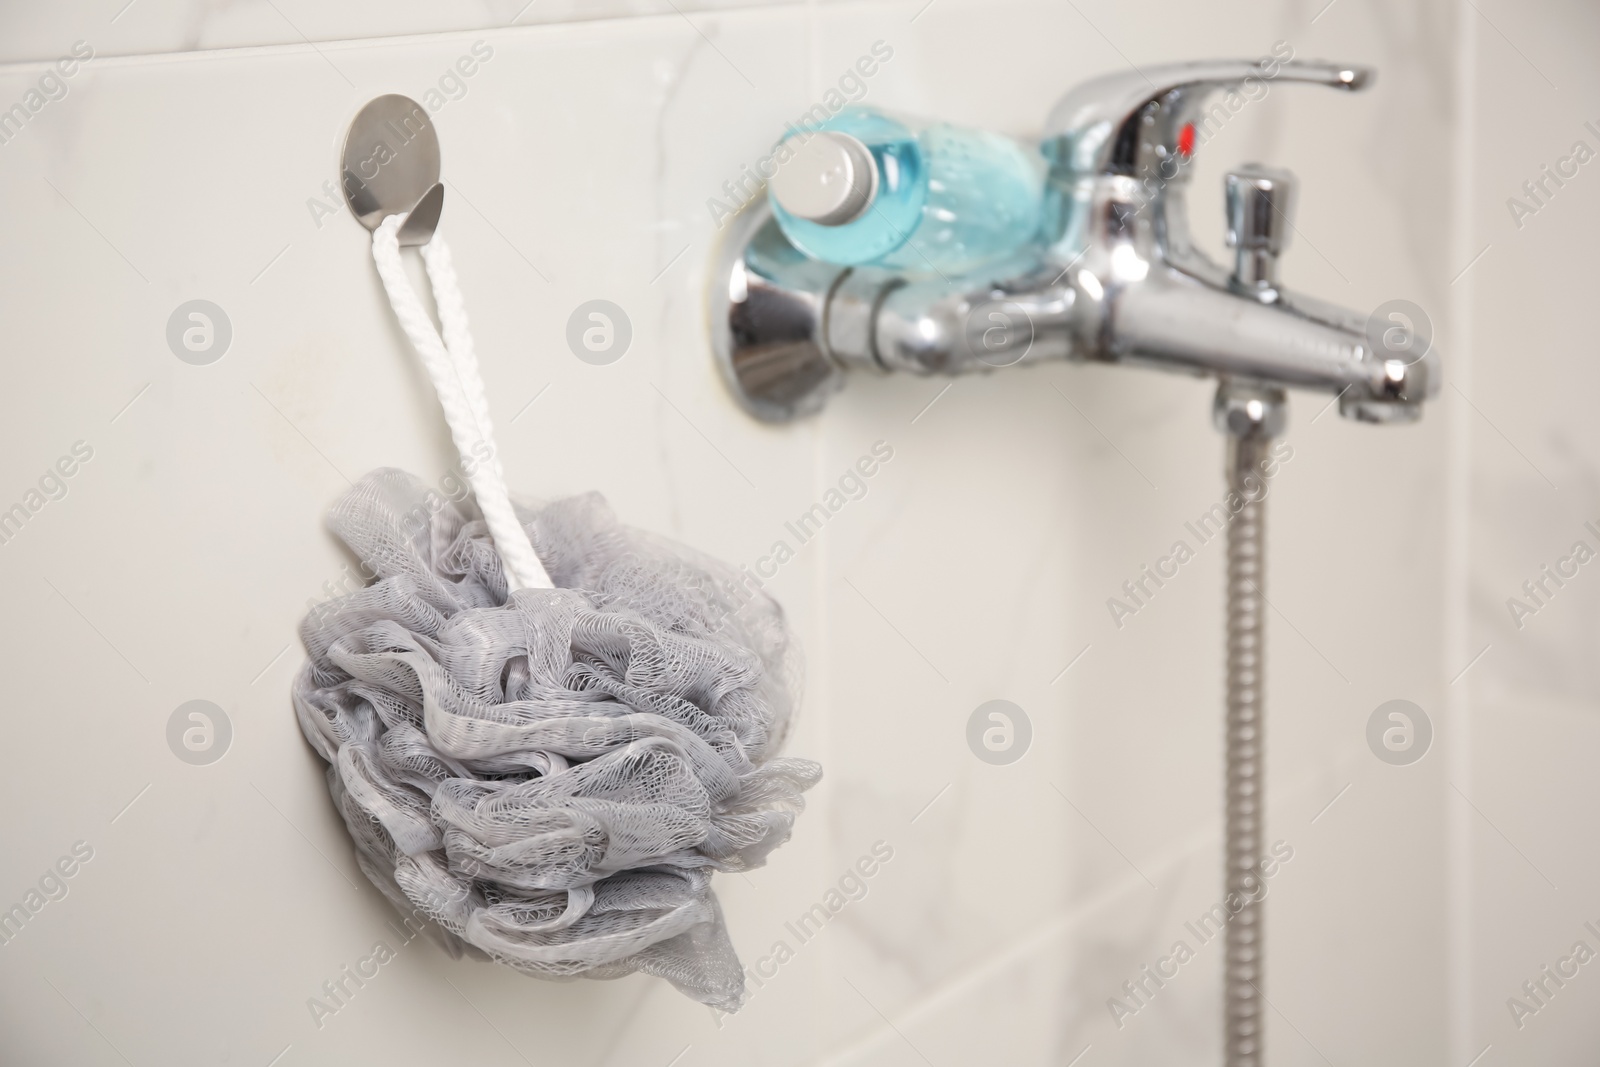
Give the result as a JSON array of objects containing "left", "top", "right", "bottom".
[{"left": 1224, "top": 432, "right": 1270, "bottom": 1067}]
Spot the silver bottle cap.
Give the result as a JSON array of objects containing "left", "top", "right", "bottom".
[{"left": 768, "top": 131, "right": 878, "bottom": 226}]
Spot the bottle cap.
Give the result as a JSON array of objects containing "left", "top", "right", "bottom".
[{"left": 768, "top": 131, "right": 878, "bottom": 226}]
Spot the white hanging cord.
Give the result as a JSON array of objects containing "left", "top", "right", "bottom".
[
  {"left": 419, "top": 235, "right": 499, "bottom": 467},
  {"left": 370, "top": 213, "right": 553, "bottom": 592}
]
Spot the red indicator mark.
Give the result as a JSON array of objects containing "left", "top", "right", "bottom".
[{"left": 1177, "top": 122, "right": 1196, "bottom": 158}]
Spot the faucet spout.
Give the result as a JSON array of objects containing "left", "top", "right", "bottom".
[{"left": 1110, "top": 264, "right": 1435, "bottom": 420}]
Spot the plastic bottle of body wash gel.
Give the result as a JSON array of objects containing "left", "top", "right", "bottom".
[{"left": 767, "top": 107, "right": 1045, "bottom": 274}]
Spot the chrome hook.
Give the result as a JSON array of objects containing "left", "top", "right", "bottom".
[{"left": 341, "top": 94, "right": 443, "bottom": 246}]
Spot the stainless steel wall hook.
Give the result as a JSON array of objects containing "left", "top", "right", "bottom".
[{"left": 341, "top": 94, "right": 443, "bottom": 246}]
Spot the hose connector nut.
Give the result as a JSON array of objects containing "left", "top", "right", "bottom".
[{"left": 1213, "top": 380, "right": 1287, "bottom": 438}]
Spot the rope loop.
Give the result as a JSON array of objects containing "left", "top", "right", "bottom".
[{"left": 370, "top": 214, "right": 552, "bottom": 591}]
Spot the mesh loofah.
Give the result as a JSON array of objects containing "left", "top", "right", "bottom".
[{"left": 293, "top": 468, "right": 820, "bottom": 1009}]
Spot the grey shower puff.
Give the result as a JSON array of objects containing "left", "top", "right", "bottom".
[{"left": 292, "top": 469, "right": 820, "bottom": 1009}]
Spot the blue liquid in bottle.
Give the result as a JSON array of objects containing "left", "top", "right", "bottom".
[{"left": 770, "top": 107, "right": 1045, "bottom": 275}]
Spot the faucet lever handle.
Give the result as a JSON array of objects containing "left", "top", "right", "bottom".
[{"left": 1043, "top": 58, "right": 1373, "bottom": 178}]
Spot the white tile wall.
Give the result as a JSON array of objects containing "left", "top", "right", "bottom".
[
  {"left": 0, "top": 0, "right": 805, "bottom": 64},
  {"left": 0, "top": 0, "right": 1590, "bottom": 1064},
  {"left": 1462, "top": 0, "right": 1600, "bottom": 1062}
]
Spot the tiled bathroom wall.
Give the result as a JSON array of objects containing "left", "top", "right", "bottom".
[
  {"left": 1462, "top": 0, "right": 1600, "bottom": 1062},
  {"left": 0, "top": 0, "right": 1589, "bottom": 1064}
]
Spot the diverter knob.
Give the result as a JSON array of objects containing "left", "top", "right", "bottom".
[{"left": 1225, "top": 164, "right": 1296, "bottom": 294}]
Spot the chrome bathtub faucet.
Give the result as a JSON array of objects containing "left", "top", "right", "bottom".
[
  {"left": 708, "top": 58, "right": 1439, "bottom": 1067},
  {"left": 710, "top": 59, "right": 1436, "bottom": 425}
]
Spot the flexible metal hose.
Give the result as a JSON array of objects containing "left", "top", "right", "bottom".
[{"left": 1224, "top": 432, "right": 1269, "bottom": 1067}]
